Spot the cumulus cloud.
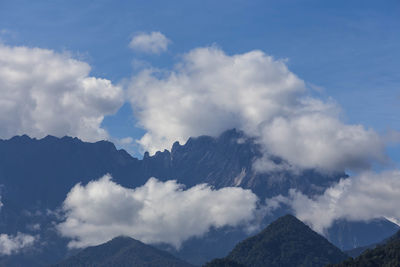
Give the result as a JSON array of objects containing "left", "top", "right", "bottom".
[
  {"left": 267, "top": 170, "right": 400, "bottom": 234},
  {"left": 128, "top": 46, "right": 385, "bottom": 172},
  {"left": 0, "top": 233, "right": 36, "bottom": 255},
  {"left": 128, "top": 47, "right": 305, "bottom": 153},
  {"left": 0, "top": 44, "right": 124, "bottom": 141},
  {"left": 57, "top": 175, "right": 259, "bottom": 249},
  {"left": 129, "top": 32, "right": 171, "bottom": 54},
  {"left": 256, "top": 109, "right": 385, "bottom": 172}
]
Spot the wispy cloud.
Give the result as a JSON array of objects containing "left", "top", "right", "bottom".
[
  {"left": 0, "top": 233, "right": 36, "bottom": 255},
  {"left": 129, "top": 32, "right": 171, "bottom": 54}
]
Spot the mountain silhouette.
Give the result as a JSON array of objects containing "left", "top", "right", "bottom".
[{"left": 52, "top": 236, "right": 193, "bottom": 267}]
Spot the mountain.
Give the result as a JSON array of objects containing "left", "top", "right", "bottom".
[
  {"left": 205, "top": 215, "right": 348, "bottom": 267},
  {"left": 204, "top": 258, "right": 245, "bottom": 267},
  {"left": 52, "top": 236, "right": 193, "bottom": 267},
  {"left": 0, "top": 129, "right": 342, "bottom": 216},
  {"left": 326, "top": 218, "right": 399, "bottom": 251},
  {"left": 155, "top": 129, "right": 344, "bottom": 198},
  {"left": 345, "top": 243, "right": 378, "bottom": 259},
  {"left": 344, "top": 230, "right": 393, "bottom": 258},
  {"left": 329, "top": 230, "right": 400, "bottom": 266},
  {"left": 0, "top": 130, "right": 397, "bottom": 265}
]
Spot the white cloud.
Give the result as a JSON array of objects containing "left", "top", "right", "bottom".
[
  {"left": 128, "top": 47, "right": 304, "bottom": 154},
  {"left": 267, "top": 170, "right": 400, "bottom": 234},
  {"left": 128, "top": 46, "right": 385, "bottom": 172},
  {"left": 0, "top": 233, "right": 36, "bottom": 255},
  {"left": 0, "top": 44, "right": 124, "bottom": 141},
  {"left": 57, "top": 174, "right": 259, "bottom": 249},
  {"left": 256, "top": 109, "right": 385, "bottom": 172},
  {"left": 129, "top": 32, "right": 171, "bottom": 54}
]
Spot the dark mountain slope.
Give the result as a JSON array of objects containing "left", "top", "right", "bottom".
[
  {"left": 204, "top": 258, "right": 245, "bottom": 267},
  {"left": 343, "top": 228, "right": 398, "bottom": 259},
  {"left": 0, "top": 135, "right": 137, "bottom": 208},
  {"left": 326, "top": 218, "right": 399, "bottom": 252},
  {"left": 208, "top": 215, "right": 348, "bottom": 267},
  {"left": 52, "top": 236, "right": 193, "bottom": 267},
  {"left": 329, "top": 230, "right": 400, "bottom": 267},
  {"left": 345, "top": 243, "right": 378, "bottom": 258}
]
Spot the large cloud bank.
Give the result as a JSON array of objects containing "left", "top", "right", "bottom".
[
  {"left": 0, "top": 44, "right": 123, "bottom": 141},
  {"left": 267, "top": 170, "right": 400, "bottom": 234},
  {"left": 128, "top": 47, "right": 385, "bottom": 172},
  {"left": 57, "top": 175, "right": 259, "bottom": 249},
  {"left": 0, "top": 233, "right": 36, "bottom": 255}
]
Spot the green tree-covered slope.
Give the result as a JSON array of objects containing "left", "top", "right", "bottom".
[{"left": 205, "top": 215, "right": 348, "bottom": 267}]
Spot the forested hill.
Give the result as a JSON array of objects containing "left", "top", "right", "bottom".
[{"left": 205, "top": 215, "right": 348, "bottom": 267}]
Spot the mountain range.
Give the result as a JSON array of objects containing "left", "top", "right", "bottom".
[
  {"left": 51, "top": 214, "right": 400, "bottom": 267},
  {"left": 0, "top": 129, "right": 398, "bottom": 265},
  {"left": 52, "top": 215, "right": 348, "bottom": 267}
]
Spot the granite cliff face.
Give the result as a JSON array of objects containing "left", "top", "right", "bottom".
[{"left": 140, "top": 129, "right": 345, "bottom": 198}]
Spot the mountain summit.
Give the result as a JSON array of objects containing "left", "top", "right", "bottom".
[
  {"left": 52, "top": 236, "right": 193, "bottom": 267},
  {"left": 207, "top": 214, "right": 348, "bottom": 267}
]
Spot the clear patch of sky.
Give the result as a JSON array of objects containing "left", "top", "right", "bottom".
[{"left": 0, "top": 0, "right": 399, "bottom": 160}]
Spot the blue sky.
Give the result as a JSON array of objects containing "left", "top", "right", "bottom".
[{"left": 0, "top": 0, "right": 399, "bottom": 164}]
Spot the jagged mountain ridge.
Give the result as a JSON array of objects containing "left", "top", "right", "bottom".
[
  {"left": 0, "top": 128, "right": 344, "bottom": 216},
  {"left": 141, "top": 129, "right": 345, "bottom": 198}
]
